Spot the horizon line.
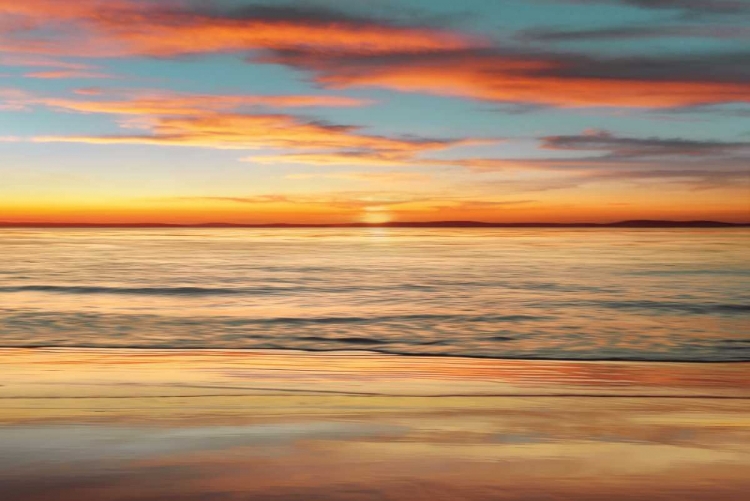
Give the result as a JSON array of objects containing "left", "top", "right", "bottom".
[{"left": 1, "top": 219, "right": 749, "bottom": 229}]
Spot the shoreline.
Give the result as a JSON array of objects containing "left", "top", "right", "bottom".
[
  {"left": 3, "top": 345, "right": 749, "bottom": 364},
  {"left": 3, "top": 347, "right": 748, "bottom": 400},
  {"left": 3, "top": 347, "right": 749, "bottom": 500}
]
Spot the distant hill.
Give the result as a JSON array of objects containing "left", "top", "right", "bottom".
[{"left": 1, "top": 220, "right": 748, "bottom": 228}]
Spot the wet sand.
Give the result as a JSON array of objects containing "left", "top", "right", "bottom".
[{"left": 2, "top": 348, "right": 749, "bottom": 500}]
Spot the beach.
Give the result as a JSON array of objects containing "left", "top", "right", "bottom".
[{"left": 2, "top": 348, "right": 749, "bottom": 500}]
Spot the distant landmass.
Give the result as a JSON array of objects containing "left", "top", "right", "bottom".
[{"left": 1, "top": 220, "right": 748, "bottom": 228}]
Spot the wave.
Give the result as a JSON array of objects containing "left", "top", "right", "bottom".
[
  {"left": 2, "top": 286, "right": 747, "bottom": 315},
  {"left": 295, "top": 336, "right": 389, "bottom": 345},
  {"left": 594, "top": 300, "right": 750, "bottom": 314},
  {"left": 0, "top": 283, "right": 587, "bottom": 295},
  {"left": 0, "top": 284, "right": 382, "bottom": 296},
  {"left": 0, "top": 309, "right": 549, "bottom": 325},
  {"left": 2, "top": 344, "right": 749, "bottom": 363},
  {"left": 0, "top": 284, "right": 470, "bottom": 296},
  {"left": 245, "top": 314, "right": 547, "bottom": 325},
  {"left": 0, "top": 285, "right": 269, "bottom": 296}
]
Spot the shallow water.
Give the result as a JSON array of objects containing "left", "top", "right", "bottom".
[
  {"left": 2, "top": 349, "right": 749, "bottom": 501},
  {"left": 1, "top": 228, "right": 748, "bottom": 361}
]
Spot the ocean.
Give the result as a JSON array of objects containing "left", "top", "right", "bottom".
[{"left": 1, "top": 228, "right": 748, "bottom": 361}]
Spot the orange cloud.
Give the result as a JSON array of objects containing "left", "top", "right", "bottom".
[
  {"left": 104, "top": 14, "right": 479, "bottom": 58},
  {"left": 73, "top": 87, "right": 103, "bottom": 95},
  {"left": 33, "top": 92, "right": 370, "bottom": 116},
  {"left": 245, "top": 138, "right": 497, "bottom": 167},
  {"left": 12, "top": 88, "right": 477, "bottom": 164},
  {"left": 0, "top": 87, "right": 370, "bottom": 121},
  {"left": 0, "top": 54, "right": 91, "bottom": 69},
  {"left": 23, "top": 69, "right": 113, "bottom": 79},
  {"left": 0, "top": 0, "right": 138, "bottom": 56},
  {"left": 32, "top": 112, "right": 466, "bottom": 155},
  {"left": 275, "top": 51, "right": 750, "bottom": 108},
  {"left": 0, "top": 0, "right": 128, "bottom": 20},
  {"left": 247, "top": 152, "right": 430, "bottom": 168},
  {"left": 161, "top": 193, "right": 541, "bottom": 220},
  {"left": 0, "top": 1, "right": 480, "bottom": 57},
  {"left": 285, "top": 172, "right": 430, "bottom": 183}
]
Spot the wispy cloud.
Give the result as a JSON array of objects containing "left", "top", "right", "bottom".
[
  {"left": 265, "top": 48, "right": 750, "bottom": 108},
  {"left": 247, "top": 151, "right": 440, "bottom": 168},
  {"left": 24, "top": 91, "right": 370, "bottom": 116},
  {"left": 0, "top": 54, "right": 91, "bottom": 68},
  {"left": 450, "top": 130, "right": 750, "bottom": 192},
  {"left": 31, "top": 111, "right": 474, "bottom": 161},
  {"left": 167, "top": 192, "right": 536, "bottom": 215},
  {"left": 552, "top": 0, "right": 750, "bottom": 18},
  {"left": 73, "top": 87, "right": 104, "bottom": 96},
  {"left": 285, "top": 171, "right": 431, "bottom": 183},
  {"left": 538, "top": 129, "right": 750, "bottom": 160},
  {"left": 23, "top": 69, "right": 114, "bottom": 79},
  {"left": 5, "top": 86, "right": 488, "bottom": 166},
  {"left": 517, "top": 24, "right": 750, "bottom": 42},
  {"left": 3, "top": 1, "right": 748, "bottom": 108},
  {"left": 0, "top": 1, "right": 480, "bottom": 57}
]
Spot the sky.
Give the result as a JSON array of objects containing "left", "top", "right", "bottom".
[{"left": 1, "top": 0, "right": 749, "bottom": 224}]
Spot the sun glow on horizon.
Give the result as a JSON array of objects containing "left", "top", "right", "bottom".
[{"left": 360, "top": 207, "right": 393, "bottom": 224}]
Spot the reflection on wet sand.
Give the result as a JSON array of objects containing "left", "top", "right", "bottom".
[{"left": 2, "top": 349, "right": 749, "bottom": 500}]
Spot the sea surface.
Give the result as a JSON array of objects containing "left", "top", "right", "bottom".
[{"left": 0, "top": 228, "right": 748, "bottom": 361}]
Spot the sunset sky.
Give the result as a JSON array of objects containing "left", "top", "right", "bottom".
[{"left": 1, "top": 0, "right": 749, "bottom": 224}]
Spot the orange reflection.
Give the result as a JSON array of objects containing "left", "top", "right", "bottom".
[{"left": 2, "top": 349, "right": 749, "bottom": 501}]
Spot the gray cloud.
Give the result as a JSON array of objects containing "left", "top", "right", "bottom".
[
  {"left": 538, "top": 51, "right": 750, "bottom": 84},
  {"left": 619, "top": 0, "right": 748, "bottom": 15},
  {"left": 540, "top": 130, "right": 750, "bottom": 160},
  {"left": 555, "top": 0, "right": 750, "bottom": 17},
  {"left": 517, "top": 24, "right": 750, "bottom": 42},
  {"left": 176, "top": 2, "right": 390, "bottom": 26},
  {"left": 455, "top": 130, "right": 750, "bottom": 192}
]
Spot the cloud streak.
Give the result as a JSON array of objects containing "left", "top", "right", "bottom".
[
  {"left": 450, "top": 130, "right": 750, "bottom": 192},
  {"left": 31, "top": 110, "right": 479, "bottom": 173},
  {"left": 167, "top": 192, "right": 536, "bottom": 215},
  {"left": 539, "top": 129, "right": 750, "bottom": 160},
  {"left": 518, "top": 24, "right": 750, "bottom": 42},
  {"left": 0, "top": 1, "right": 480, "bottom": 57},
  {"left": 264, "top": 48, "right": 750, "bottom": 108},
  {"left": 28, "top": 92, "right": 370, "bottom": 116},
  {"left": 3, "top": 1, "right": 748, "bottom": 108},
  {"left": 6, "top": 87, "right": 486, "bottom": 166},
  {"left": 555, "top": 0, "right": 750, "bottom": 17},
  {"left": 23, "top": 69, "right": 114, "bottom": 79}
]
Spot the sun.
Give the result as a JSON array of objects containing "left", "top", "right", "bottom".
[{"left": 360, "top": 207, "right": 392, "bottom": 224}]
